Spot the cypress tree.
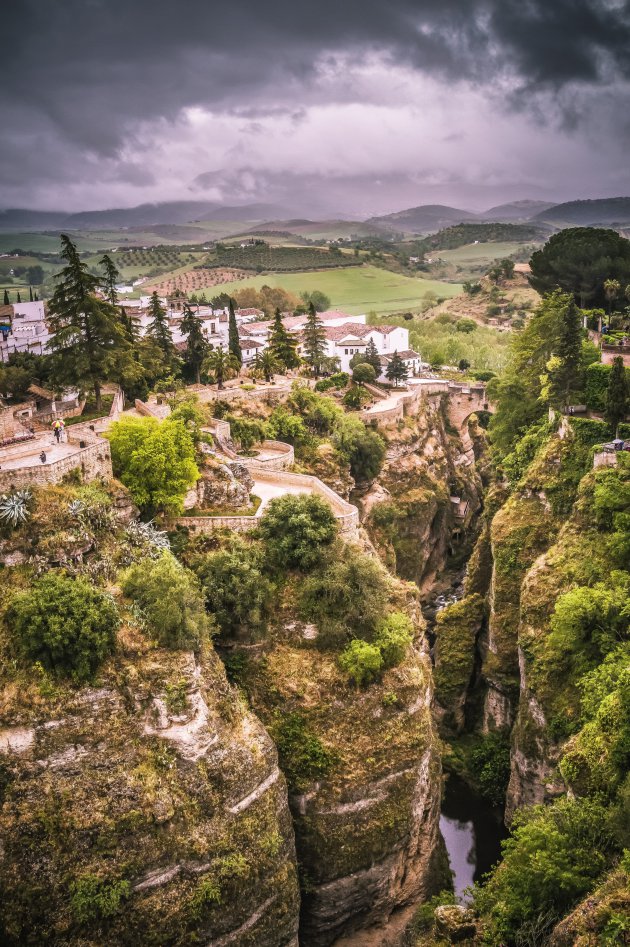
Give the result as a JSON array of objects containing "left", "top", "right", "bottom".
[
  {"left": 146, "top": 291, "right": 178, "bottom": 369},
  {"left": 227, "top": 298, "right": 242, "bottom": 365},
  {"left": 605, "top": 356, "right": 628, "bottom": 435},
  {"left": 16, "top": 292, "right": 21, "bottom": 303},
  {"left": 180, "top": 304, "right": 208, "bottom": 384},
  {"left": 269, "top": 307, "right": 299, "bottom": 370},
  {"left": 548, "top": 295, "right": 583, "bottom": 407},
  {"left": 385, "top": 351, "right": 409, "bottom": 387},
  {"left": 47, "top": 233, "right": 128, "bottom": 410},
  {"left": 3, "top": 290, "right": 9, "bottom": 305},
  {"left": 29, "top": 286, "right": 33, "bottom": 302},
  {"left": 363, "top": 338, "right": 382, "bottom": 375},
  {"left": 302, "top": 302, "right": 327, "bottom": 377},
  {"left": 100, "top": 254, "right": 120, "bottom": 306}
]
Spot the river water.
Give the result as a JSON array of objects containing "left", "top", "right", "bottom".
[{"left": 439, "top": 773, "right": 508, "bottom": 902}]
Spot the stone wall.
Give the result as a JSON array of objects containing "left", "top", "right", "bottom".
[
  {"left": 244, "top": 440, "right": 295, "bottom": 471},
  {"left": 0, "top": 439, "right": 112, "bottom": 493}
]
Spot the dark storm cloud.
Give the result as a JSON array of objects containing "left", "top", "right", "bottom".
[
  {"left": 2, "top": 0, "right": 630, "bottom": 209},
  {"left": 5, "top": 0, "right": 630, "bottom": 146}
]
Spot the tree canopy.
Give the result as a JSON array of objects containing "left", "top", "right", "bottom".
[
  {"left": 529, "top": 228, "right": 630, "bottom": 309},
  {"left": 106, "top": 416, "right": 198, "bottom": 514}
]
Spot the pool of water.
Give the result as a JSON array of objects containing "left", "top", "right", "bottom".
[{"left": 439, "top": 773, "right": 508, "bottom": 902}]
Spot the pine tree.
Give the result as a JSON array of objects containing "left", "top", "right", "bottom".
[
  {"left": 100, "top": 254, "right": 120, "bottom": 306},
  {"left": 227, "top": 298, "right": 242, "bottom": 365},
  {"left": 3, "top": 290, "right": 9, "bottom": 305},
  {"left": 180, "top": 304, "right": 208, "bottom": 384},
  {"left": 146, "top": 291, "right": 178, "bottom": 370},
  {"left": 302, "top": 302, "right": 327, "bottom": 377},
  {"left": 547, "top": 295, "right": 583, "bottom": 407},
  {"left": 605, "top": 356, "right": 628, "bottom": 435},
  {"left": 269, "top": 307, "right": 300, "bottom": 370},
  {"left": 363, "top": 338, "right": 382, "bottom": 375},
  {"left": 47, "top": 233, "right": 128, "bottom": 410},
  {"left": 385, "top": 351, "right": 409, "bottom": 387}
]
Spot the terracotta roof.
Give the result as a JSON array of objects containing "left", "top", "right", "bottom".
[
  {"left": 380, "top": 349, "right": 420, "bottom": 361},
  {"left": 239, "top": 337, "right": 264, "bottom": 349},
  {"left": 322, "top": 323, "right": 401, "bottom": 342},
  {"left": 235, "top": 308, "right": 264, "bottom": 317}
]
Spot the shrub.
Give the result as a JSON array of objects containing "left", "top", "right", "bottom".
[
  {"left": 374, "top": 612, "right": 414, "bottom": 668},
  {"left": 273, "top": 711, "right": 336, "bottom": 790},
  {"left": 339, "top": 639, "right": 383, "bottom": 686},
  {"left": 195, "top": 542, "right": 272, "bottom": 637},
  {"left": 456, "top": 318, "right": 477, "bottom": 333},
  {"left": 469, "top": 733, "right": 511, "bottom": 805},
  {"left": 122, "top": 554, "right": 209, "bottom": 650},
  {"left": 257, "top": 494, "right": 338, "bottom": 571},
  {"left": 474, "top": 797, "right": 615, "bottom": 946},
  {"left": 314, "top": 372, "right": 349, "bottom": 392},
  {"left": 351, "top": 362, "right": 377, "bottom": 385},
  {"left": 334, "top": 417, "right": 386, "bottom": 483},
  {"left": 70, "top": 874, "right": 130, "bottom": 925},
  {"left": 8, "top": 573, "right": 119, "bottom": 682},
  {"left": 228, "top": 417, "right": 267, "bottom": 452},
  {"left": 299, "top": 545, "right": 390, "bottom": 644},
  {"left": 267, "top": 407, "right": 308, "bottom": 445},
  {"left": 342, "top": 385, "right": 370, "bottom": 410}
]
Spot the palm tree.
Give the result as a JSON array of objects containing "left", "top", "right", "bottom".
[
  {"left": 604, "top": 278, "right": 621, "bottom": 316},
  {"left": 203, "top": 345, "right": 240, "bottom": 390},
  {"left": 256, "top": 348, "right": 280, "bottom": 383}
]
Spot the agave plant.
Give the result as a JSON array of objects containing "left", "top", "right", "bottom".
[
  {"left": 0, "top": 490, "right": 32, "bottom": 527},
  {"left": 125, "top": 519, "right": 170, "bottom": 552},
  {"left": 68, "top": 499, "right": 85, "bottom": 519}
]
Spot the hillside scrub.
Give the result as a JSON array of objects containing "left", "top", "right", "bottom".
[
  {"left": 121, "top": 553, "right": 210, "bottom": 649},
  {"left": 256, "top": 493, "right": 338, "bottom": 571},
  {"left": 8, "top": 572, "right": 119, "bottom": 682}
]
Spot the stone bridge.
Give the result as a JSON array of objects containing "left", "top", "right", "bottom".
[{"left": 446, "top": 384, "right": 495, "bottom": 460}]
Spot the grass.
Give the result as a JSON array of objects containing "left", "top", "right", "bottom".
[
  {"left": 435, "top": 241, "right": 530, "bottom": 264},
  {"left": 197, "top": 265, "right": 462, "bottom": 316}
]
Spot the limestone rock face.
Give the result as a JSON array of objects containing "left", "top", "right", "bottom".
[
  {"left": 234, "top": 602, "right": 443, "bottom": 947},
  {"left": 186, "top": 461, "right": 254, "bottom": 511},
  {"left": 434, "top": 904, "right": 477, "bottom": 942},
  {"left": 365, "top": 399, "right": 483, "bottom": 594},
  {"left": 0, "top": 646, "right": 300, "bottom": 946}
]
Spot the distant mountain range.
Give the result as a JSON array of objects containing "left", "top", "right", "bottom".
[{"left": 1, "top": 196, "right": 630, "bottom": 238}]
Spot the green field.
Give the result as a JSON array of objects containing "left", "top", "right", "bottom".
[
  {"left": 434, "top": 241, "right": 532, "bottom": 265},
  {"left": 200, "top": 265, "right": 462, "bottom": 315}
]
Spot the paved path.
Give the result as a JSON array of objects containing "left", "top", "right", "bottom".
[
  {"left": 0, "top": 437, "right": 77, "bottom": 471},
  {"left": 251, "top": 475, "right": 313, "bottom": 513}
]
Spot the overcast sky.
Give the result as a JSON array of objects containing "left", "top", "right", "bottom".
[{"left": 4, "top": 0, "right": 630, "bottom": 216}]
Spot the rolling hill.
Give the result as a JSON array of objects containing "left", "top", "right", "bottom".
[
  {"left": 534, "top": 197, "right": 630, "bottom": 227},
  {"left": 481, "top": 199, "right": 555, "bottom": 221},
  {"left": 368, "top": 204, "right": 477, "bottom": 235}
]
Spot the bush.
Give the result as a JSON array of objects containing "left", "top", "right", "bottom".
[
  {"left": 314, "top": 372, "right": 349, "bottom": 392},
  {"left": 339, "top": 639, "right": 383, "bottom": 686},
  {"left": 257, "top": 494, "right": 338, "bottom": 570},
  {"left": 352, "top": 362, "right": 377, "bottom": 385},
  {"left": 456, "top": 318, "right": 477, "bottom": 333},
  {"left": 341, "top": 385, "right": 370, "bottom": 410},
  {"left": 122, "top": 554, "right": 209, "bottom": 650},
  {"left": 299, "top": 546, "right": 390, "bottom": 644},
  {"left": 229, "top": 417, "right": 267, "bottom": 452},
  {"left": 334, "top": 417, "right": 386, "bottom": 483},
  {"left": 469, "top": 733, "right": 511, "bottom": 805},
  {"left": 267, "top": 407, "right": 308, "bottom": 445},
  {"left": 474, "top": 797, "right": 615, "bottom": 945},
  {"left": 195, "top": 542, "right": 272, "bottom": 637},
  {"left": 273, "top": 711, "right": 336, "bottom": 791},
  {"left": 374, "top": 612, "right": 414, "bottom": 668},
  {"left": 8, "top": 573, "right": 119, "bottom": 682}
]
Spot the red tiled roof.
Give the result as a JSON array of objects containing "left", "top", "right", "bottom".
[
  {"left": 239, "top": 337, "right": 264, "bottom": 349},
  {"left": 322, "top": 323, "right": 401, "bottom": 342},
  {"left": 380, "top": 349, "right": 420, "bottom": 361}
]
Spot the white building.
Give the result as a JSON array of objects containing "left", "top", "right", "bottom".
[
  {"left": 0, "top": 300, "right": 51, "bottom": 361},
  {"left": 299, "top": 322, "right": 412, "bottom": 373}
]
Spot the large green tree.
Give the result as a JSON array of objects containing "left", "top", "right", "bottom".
[
  {"left": 227, "top": 298, "right": 242, "bottom": 365},
  {"left": 47, "top": 234, "right": 128, "bottom": 410},
  {"left": 542, "top": 294, "right": 583, "bottom": 408},
  {"left": 606, "top": 356, "right": 629, "bottom": 434},
  {"left": 529, "top": 228, "right": 630, "bottom": 308},
  {"left": 105, "top": 416, "right": 198, "bottom": 514},
  {"left": 180, "top": 304, "right": 208, "bottom": 384},
  {"left": 302, "top": 303, "right": 327, "bottom": 377},
  {"left": 269, "top": 308, "right": 300, "bottom": 369}
]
